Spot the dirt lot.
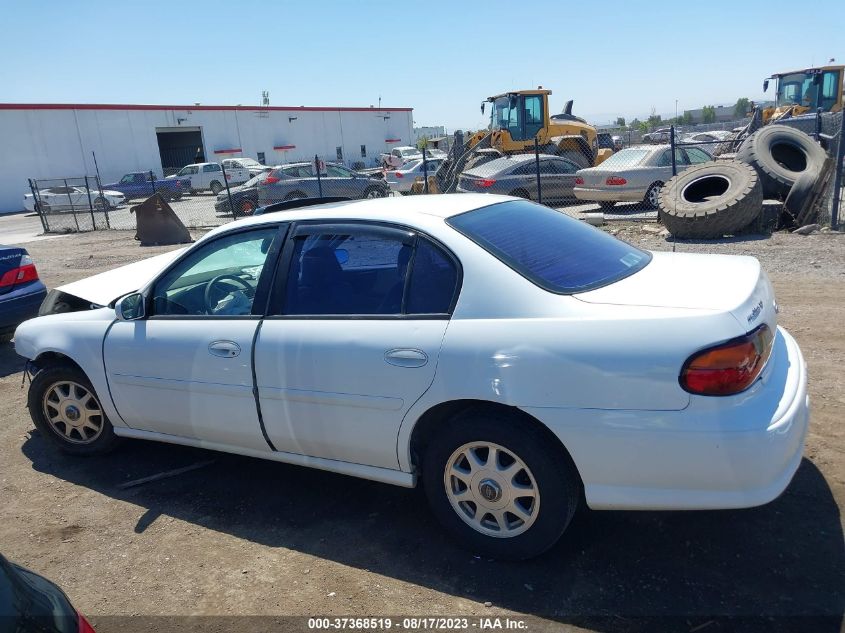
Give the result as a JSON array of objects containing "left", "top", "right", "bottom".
[{"left": 1, "top": 228, "right": 843, "bottom": 633}]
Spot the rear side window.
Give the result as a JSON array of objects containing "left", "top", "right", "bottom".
[{"left": 447, "top": 200, "right": 650, "bottom": 293}]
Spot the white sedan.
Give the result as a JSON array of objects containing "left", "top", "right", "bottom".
[
  {"left": 384, "top": 158, "right": 445, "bottom": 194},
  {"left": 13, "top": 194, "right": 808, "bottom": 559},
  {"left": 23, "top": 186, "right": 125, "bottom": 212}
]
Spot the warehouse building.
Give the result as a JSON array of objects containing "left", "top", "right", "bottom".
[{"left": 0, "top": 103, "right": 414, "bottom": 213}]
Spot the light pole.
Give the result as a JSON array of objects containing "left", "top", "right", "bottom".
[{"left": 675, "top": 99, "right": 678, "bottom": 121}]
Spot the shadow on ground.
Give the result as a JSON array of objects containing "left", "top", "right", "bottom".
[
  {"left": 0, "top": 341, "right": 25, "bottom": 378},
  {"left": 21, "top": 434, "right": 844, "bottom": 632}
]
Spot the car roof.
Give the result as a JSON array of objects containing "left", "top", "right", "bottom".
[
  {"left": 207, "top": 194, "right": 513, "bottom": 237},
  {"left": 464, "top": 153, "right": 567, "bottom": 174}
]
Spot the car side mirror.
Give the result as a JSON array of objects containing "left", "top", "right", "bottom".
[{"left": 115, "top": 292, "right": 145, "bottom": 321}]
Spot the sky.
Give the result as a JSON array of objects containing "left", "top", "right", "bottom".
[{"left": 0, "top": 0, "right": 842, "bottom": 131}]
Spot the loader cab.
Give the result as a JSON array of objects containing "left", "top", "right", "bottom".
[
  {"left": 488, "top": 91, "right": 549, "bottom": 143},
  {"left": 766, "top": 66, "right": 844, "bottom": 114}
]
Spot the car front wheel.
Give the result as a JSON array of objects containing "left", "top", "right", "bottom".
[
  {"left": 28, "top": 364, "right": 120, "bottom": 455},
  {"left": 422, "top": 409, "right": 580, "bottom": 560}
]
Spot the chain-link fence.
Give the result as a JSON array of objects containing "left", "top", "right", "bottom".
[{"left": 29, "top": 109, "right": 844, "bottom": 239}]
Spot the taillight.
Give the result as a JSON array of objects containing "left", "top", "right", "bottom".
[
  {"left": 395, "top": 172, "right": 404, "bottom": 178},
  {"left": 680, "top": 324, "right": 774, "bottom": 396},
  {"left": 264, "top": 175, "right": 280, "bottom": 184},
  {"left": 575, "top": 176, "right": 584, "bottom": 185},
  {"left": 77, "top": 611, "right": 97, "bottom": 633},
  {"left": 476, "top": 178, "right": 496, "bottom": 188},
  {"left": 606, "top": 176, "right": 627, "bottom": 185},
  {"left": 0, "top": 255, "right": 39, "bottom": 288}
]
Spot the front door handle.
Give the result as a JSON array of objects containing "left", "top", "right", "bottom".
[
  {"left": 384, "top": 348, "right": 428, "bottom": 368},
  {"left": 208, "top": 340, "right": 241, "bottom": 358}
]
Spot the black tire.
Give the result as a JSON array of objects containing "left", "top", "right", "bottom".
[
  {"left": 736, "top": 125, "right": 826, "bottom": 199},
  {"left": 92, "top": 197, "right": 109, "bottom": 211},
  {"left": 508, "top": 188, "right": 531, "bottom": 200},
  {"left": 658, "top": 161, "right": 762, "bottom": 239},
  {"left": 172, "top": 192, "right": 183, "bottom": 201},
  {"left": 209, "top": 181, "right": 223, "bottom": 195},
  {"left": 557, "top": 149, "right": 590, "bottom": 169},
  {"left": 783, "top": 169, "right": 817, "bottom": 223},
  {"left": 156, "top": 190, "right": 172, "bottom": 202},
  {"left": 363, "top": 186, "right": 386, "bottom": 199},
  {"left": 283, "top": 191, "right": 307, "bottom": 202},
  {"left": 189, "top": 189, "right": 198, "bottom": 196},
  {"left": 422, "top": 409, "right": 581, "bottom": 560},
  {"left": 599, "top": 201, "right": 617, "bottom": 211},
  {"left": 643, "top": 181, "right": 664, "bottom": 209},
  {"left": 28, "top": 363, "right": 120, "bottom": 456},
  {"left": 240, "top": 199, "right": 257, "bottom": 216}
]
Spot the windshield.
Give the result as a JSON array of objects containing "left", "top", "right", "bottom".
[
  {"left": 400, "top": 148, "right": 420, "bottom": 157},
  {"left": 777, "top": 70, "right": 841, "bottom": 111},
  {"left": 490, "top": 96, "right": 512, "bottom": 132},
  {"left": 447, "top": 200, "right": 651, "bottom": 294},
  {"left": 596, "top": 149, "right": 650, "bottom": 169},
  {"left": 401, "top": 159, "right": 422, "bottom": 172}
]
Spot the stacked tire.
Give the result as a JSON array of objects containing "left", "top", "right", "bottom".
[{"left": 659, "top": 125, "right": 826, "bottom": 238}]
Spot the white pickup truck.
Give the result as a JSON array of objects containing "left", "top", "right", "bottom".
[
  {"left": 166, "top": 162, "right": 250, "bottom": 195},
  {"left": 380, "top": 146, "right": 422, "bottom": 170}
]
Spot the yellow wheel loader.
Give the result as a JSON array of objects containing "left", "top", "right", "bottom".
[
  {"left": 761, "top": 65, "right": 843, "bottom": 124},
  {"left": 427, "top": 89, "right": 611, "bottom": 194}
]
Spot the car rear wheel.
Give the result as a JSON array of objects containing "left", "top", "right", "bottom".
[
  {"left": 644, "top": 182, "right": 663, "bottom": 209},
  {"left": 92, "top": 197, "right": 109, "bottom": 211},
  {"left": 364, "top": 186, "right": 386, "bottom": 198},
  {"left": 28, "top": 364, "right": 120, "bottom": 455},
  {"left": 422, "top": 409, "right": 580, "bottom": 560}
]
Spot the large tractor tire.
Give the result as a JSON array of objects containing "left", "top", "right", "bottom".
[
  {"left": 736, "top": 125, "right": 825, "bottom": 199},
  {"left": 658, "top": 161, "right": 762, "bottom": 239},
  {"left": 783, "top": 169, "right": 818, "bottom": 224}
]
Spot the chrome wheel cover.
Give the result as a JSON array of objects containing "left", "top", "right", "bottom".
[
  {"left": 42, "top": 381, "right": 104, "bottom": 444},
  {"left": 443, "top": 441, "right": 540, "bottom": 538}
]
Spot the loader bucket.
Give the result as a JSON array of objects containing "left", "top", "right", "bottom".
[{"left": 131, "top": 193, "right": 193, "bottom": 246}]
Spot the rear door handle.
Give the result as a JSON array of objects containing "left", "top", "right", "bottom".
[
  {"left": 384, "top": 348, "right": 428, "bottom": 368},
  {"left": 208, "top": 340, "right": 241, "bottom": 358}
]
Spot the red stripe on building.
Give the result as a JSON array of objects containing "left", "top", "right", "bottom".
[
  {"left": 273, "top": 145, "right": 296, "bottom": 150},
  {"left": 0, "top": 103, "right": 412, "bottom": 113}
]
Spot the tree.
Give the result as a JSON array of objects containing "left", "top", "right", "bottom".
[
  {"left": 630, "top": 117, "right": 641, "bottom": 130},
  {"left": 734, "top": 97, "right": 751, "bottom": 119},
  {"left": 702, "top": 105, "right": 717, "bottom": 124},
  {"left": 647, "top": 113, "right": 663, "bottom": 130},
  {"left": 615, "top": 116, "right": 626, "bottom": 128},
  {"left": 682, "top": 111, "right": 694, "bottom": 125}
]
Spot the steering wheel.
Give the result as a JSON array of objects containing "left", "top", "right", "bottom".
[{"left": 204, "top": 274, "right": 255, "bottom": 313}]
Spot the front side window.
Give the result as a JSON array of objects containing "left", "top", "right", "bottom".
[
  {"left": 447, "top": 200, "right": 650, "bottom": 294},
  {"left": 821, "top": 71, "right": 840, "bottom": 110},
  {"left": 120, "top": 174, "right": 135, "bottom": 184},
  {"left": 326, "top": 165, "right": 353, "bottom": 178},
  {"left": 281, "top": 228, "right": 458, "bottom": 316},
  {"left": 151, "top": 227, "right": 278, "bottom": 316}
]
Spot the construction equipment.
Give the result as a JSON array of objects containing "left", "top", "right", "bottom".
[
  {"left": 761, "top": 65, "right": 844, "bottom": 124},
  {"left": 430, "top": 88, "right": 611, "bottom": 194}
]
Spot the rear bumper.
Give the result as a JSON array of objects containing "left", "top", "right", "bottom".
[
  {"left": 574, "top": 186, "right": 647, "bottom": 203},
  {"left": 525, "top": 326, "right": 809, "bottom": 511},
  {"left": 0, "top": 283, "right": 47, "bottom": 334}
]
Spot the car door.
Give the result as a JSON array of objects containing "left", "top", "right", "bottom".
[
  {"left": 103, "top": 224, "right": 284, "bottom": 449},
  {"left": 254, "top": 222, "right": 460, "bottom": 469},
  {"left": 545, "top": 158, "right": 579, "bottom": 200},
  {"left": 322, "top": 164, "right": 358, "bottom": 197}
]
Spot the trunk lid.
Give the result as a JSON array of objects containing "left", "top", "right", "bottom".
[{"left": 575, "top": 251, "right": 777, "bottom": 335}]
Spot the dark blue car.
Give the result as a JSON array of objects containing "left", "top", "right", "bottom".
[
  {"left": 0, "top": 245, "right": 47, "bottom": 343},
  {"left": 103, "top": 171, "right": 187, "bottom": 202}
]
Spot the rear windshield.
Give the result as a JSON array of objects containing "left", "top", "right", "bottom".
[
  {"left": 596, "top": 149, "right": 650, "bottom": 168},
  {"left": 447, "top": 200, "right": 651, "bottom": 293}
]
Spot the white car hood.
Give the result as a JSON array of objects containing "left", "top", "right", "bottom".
[{"left": 56, "top": 248, "right": 186, "bottom": 306}]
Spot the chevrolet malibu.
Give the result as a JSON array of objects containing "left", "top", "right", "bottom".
[{"left": 13, "top": 194, "right": 808, "bottom": 559}]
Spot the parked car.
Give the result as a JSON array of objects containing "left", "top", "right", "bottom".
[
  {"left": 258, "top": 162, "right": 389, "bottom": 204},
  {"left": 0, "top": 553, "right": 96, "bottom": 632},
  {"left": 103, "top": 171, "right": 187, "bottom": 201},
  {"left": 680, "top": 130, "right": 735, "bottom": 155},
  {"left": 165, "top": 162, "right": 250, "bottom": 195},
  {"left": 0, "top": 245, "right": 46, "bottom": 343},
  {"left": 23, "top": 186, "right": 125, "bottom": 213},
  {"left": 597, "top": 132, "right": 616, "bottom": 153},
  {"left": 384, "top": 158, "right": 445, "bottom": 194},
  {"left": 214, "top": 172, "right": 268, "bottom": 217},
  {"left": 381, "top": 146, "right": 422, "bottom": 170},
  {"left": 457, "top": 154, "right": 580, "bottom": 203},
  {"left": 14, "top": 194, "right": 807, "bottom": 560},
  {"left": 642, "top": 128, "right": 672, "bottom": 143},
  {"left": 221, "top": 157, "right": 272, "bottom": 178},
  {"left": 611, "top": 135, "right": 624, "bottom": 151},
  {"left": 573, "top": 144, "right": 713, "bottom": 210}
]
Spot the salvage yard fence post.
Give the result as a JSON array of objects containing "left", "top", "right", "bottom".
[
  {"left": 534, "top": 137, "right": 542, "bottom": 206},
  {"left": 831, "top": 112, "right": 845, "bottom": 229},
  {"left": 670, "top": 125, "right": 677, "bottom": 177},
  {"left": 219, "top": 161, "right": 236, "bottom": 220},
  {"left": 28, "top": 178, "right": 47, "bottom": 232},
  {"left": 315, "top": 154, "right": 323, "bottom": 197}
]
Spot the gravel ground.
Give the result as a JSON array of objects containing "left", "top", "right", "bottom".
[{"left": 0, "top": 227, "right": 843, "bottom": 633}]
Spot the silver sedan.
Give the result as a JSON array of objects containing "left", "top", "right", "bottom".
[{"left": 573, "top": 144, "right": 712, "bottom": 210}]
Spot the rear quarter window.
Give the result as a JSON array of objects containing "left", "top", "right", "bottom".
[{"left": 447, "top": 200, "right": 651, "bottom": 293}]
